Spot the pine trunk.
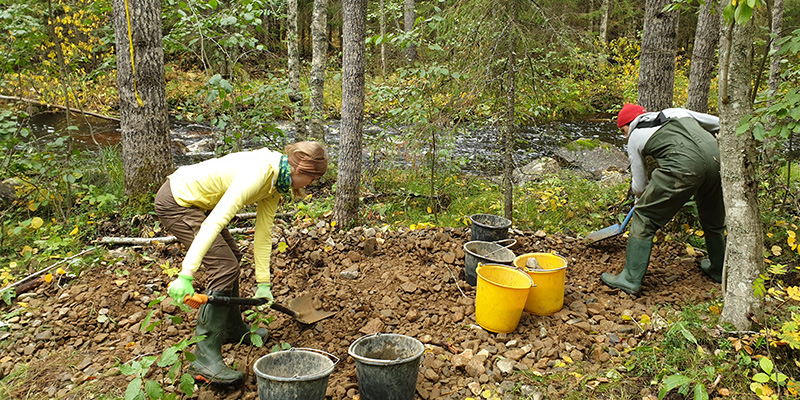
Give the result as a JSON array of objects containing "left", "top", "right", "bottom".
[
  {"left": 686, "top": 0, "right": 719, "bottom": 113},
  {"left": 637, "top": 0, "right": 678, "bottom": 111},
  {"left": 334, "top": 0, "right": 367, "bottom": 228},
  {"left": 288, "top": 0, "right": 307, "bottom": 140},
  {"left": 112, "top": 0, "right": 174, "bottom": 198},
  {"left": 310, "top": 0, "right": 328, "bottom": 142},
  {"left": 718, "top": 14, "right": 764, "bottom": 331}
]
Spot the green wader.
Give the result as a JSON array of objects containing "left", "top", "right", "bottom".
[
  {"left": 188, "top": 289, "right": 245, "bottom": 384},
  {"left": 602, "top": 117, "right": 726, "bottom": 294}
]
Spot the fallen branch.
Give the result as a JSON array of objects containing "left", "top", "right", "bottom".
[
  {"left": 0, "top": 95, "right": 120, "bottom": 122},
  {"left": 99, "top": 227, "right": 254, "bottom": 245},
  {"left": 0, "top": 247, "right": 98, "bottom": 295}
]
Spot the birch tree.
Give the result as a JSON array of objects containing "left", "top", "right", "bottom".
[
  {"left": 718, "top": 0, "right": 764, "bottom": 331},
  {"left": 309, "top": 0, "right": 328, "bottom": 142},
  {"left": 287, "top": 0, "right": 307, "bottom": 140}
]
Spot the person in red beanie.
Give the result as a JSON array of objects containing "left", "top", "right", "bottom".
[{"left": 601, "top": 104, "right": 725, "bottom": 294}]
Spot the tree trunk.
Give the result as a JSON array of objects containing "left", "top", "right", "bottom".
[
  {"left": 637, "top": 0, "right": 678, "bottom": 111},
  {"left": 334, "top": 0, "right": 367, "bottom": 228},
  {"left": 310, "top": 0, "right": 328, "bottom": 142},
  {"left": 718, "top": 13, "right": 763, "bottom": 331},
  {"left": 599, "top": 0, "right": 610, "bottom": 45},
  {"left": 379, "top": 0, "right": 387, "bottom": 75},
  {"left": 503, "top": 3, "right": 517, "bottom": 222},
  {"left": 288, "top": 0, "right": 307, "bottom": 140},
  {"left": 764, "top": 0, "right": 785, "bottom": 161},
  {"left": 403, "top": 0, "right": 416, "bottom": 63},
  {"left": 686, "top": 0, "right": 719, "bottom": 113},
  {"left": 112, "top": 0, "right": 174, "bottom": 198}
]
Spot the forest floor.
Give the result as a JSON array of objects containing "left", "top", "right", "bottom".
[{"left": 0, "top": 216, "right": 723, "bottom": 400}]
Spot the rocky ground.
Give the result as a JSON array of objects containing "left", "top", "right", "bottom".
[{"left": 0, "top": 216, "right": 722, "bottom": 400}]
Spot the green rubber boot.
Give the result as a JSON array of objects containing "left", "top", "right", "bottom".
[
  {"left": 700, "top": 233, "right": 725, "bottom": 283},
  {"left": 601, "top": 237, "right": 653, "bottom": 294},
  {"left": 224, "top": 281, "right": 268, "bottom": 345},
  {"left": 188, "top": 292, "right": 244, "bottom": 385}
]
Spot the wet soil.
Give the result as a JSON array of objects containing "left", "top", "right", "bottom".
[{"left": 0, "top": 218, "right": 721, "bottom": 400}]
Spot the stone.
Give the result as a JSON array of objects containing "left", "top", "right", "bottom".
[{"left": 496, "top": 359, "right": 516, "bottom": 375}]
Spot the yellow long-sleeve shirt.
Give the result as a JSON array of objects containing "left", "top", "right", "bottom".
[{"left": 169, "top": 148, "right": 282, "bottom": 283}]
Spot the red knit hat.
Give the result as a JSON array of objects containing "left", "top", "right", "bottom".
[{"left": 617, "top": 103, "right": 647, "bottom": 127}]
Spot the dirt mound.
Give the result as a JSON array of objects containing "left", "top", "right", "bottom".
[{"left": 0, "top": 219, "right": 721, "bottom": 399}]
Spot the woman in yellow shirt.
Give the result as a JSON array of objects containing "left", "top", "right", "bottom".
[{"left": 154, "top": 141, "right": 327, "bottom": 384}]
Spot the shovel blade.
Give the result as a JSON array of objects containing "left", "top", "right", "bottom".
[
  {"left": 584, "top": 224, "right": 624, "bottom": 244},
  {"left": 285, "top": 293, "right": 337, "bottom": 324}
]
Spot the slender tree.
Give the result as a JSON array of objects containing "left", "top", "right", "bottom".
[
  {"left": 599, "top": 0, "right": 610, "bottom": 45},
  {"left": 687, "top": 0, "right": 720, "bottom": 113},
  {"left": 288, "top": 0, "right": 307, "bottom": 140},
  {"left": 334, "top": 0, "right": 367, "bottom": 228},
  {"left": 637, "top": 0, "right": 678, "bottom": 111},
  {"left": 763, "top": 0, "right": 785, "bottom": 162},
  {"left": 718, "top": 1, "right": 763, "bottom": 330},
  {"left": 503, "top": 2, "right": 518, "bottom": 221},
  {"left": 309, "top": 0, "right": 328, "bottom": 142},
  {"left": 404, "top": 0, "right": 417, "bottom": 63},
  {"left": 379, "top": 0, "right": 387, "bottom": 75},
  {"left": 112, "top": 0, "right": 174, "bottom": 198}
]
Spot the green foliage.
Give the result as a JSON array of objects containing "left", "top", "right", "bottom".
[{"left": 120, "top": 295, "right": 199, "bottom": 400}]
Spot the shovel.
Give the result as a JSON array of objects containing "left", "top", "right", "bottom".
[
  {"left": 584, "top": 207, "right": 635, "bottom": 244},
  {"left": 184, "top": 292, "right": 337, "bottom": 325}
]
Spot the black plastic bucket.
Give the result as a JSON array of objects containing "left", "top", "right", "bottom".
[
  {"left": 254, "top": 348, "right": 338, "bottom": 400},
  {"left": 469, "top": 214, "right": 511, "bottom": 242},
  {"left": 348, "top": 333, "right": 424, "bottom": 400},
  {"left": 463, "top": 239, "right": 516, "bottom": 286}
]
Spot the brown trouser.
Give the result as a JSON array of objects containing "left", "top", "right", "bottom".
[{"left": 154, "top": 180, "right": 242, "bottom": 291}]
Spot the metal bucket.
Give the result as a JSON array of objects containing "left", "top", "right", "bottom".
[
  {"left": 348, "top": 333, "right": 424, "bottom": 400},
  {"left": 463, "top": 239, "right": 516, "bottom": 286},
  {"left": 469, "top": 213, "right": 511, "bottom": 242},
  {"left": 254, "top": 348, "right": 338, "bottom": 400}
]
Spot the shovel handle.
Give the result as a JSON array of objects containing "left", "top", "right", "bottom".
[{"left": 184, "top": 293, "right": 208, "bottom": 309}]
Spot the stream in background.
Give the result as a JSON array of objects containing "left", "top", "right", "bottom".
[{"left": 24, "top": 111, "right": 627, "bottom": 175}]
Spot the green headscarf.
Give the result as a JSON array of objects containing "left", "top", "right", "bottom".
[{"left": 276, "top": 155, "right": 292, "bottom": 194}]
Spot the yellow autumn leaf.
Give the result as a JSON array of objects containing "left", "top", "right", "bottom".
[
  {"left": 410, "top": 224, "right": 417, "bottom": 230},
  {"left": 28, "top": 201, "right": 38, "bottom": 211},
  {"left": 44, "top": 274, "right": 53, "bottom": 283},
  {"left": 9, "top": 261, "right": 17, "bottom": 269},
  {"left": 695, "top": 230, "right": 704, "bottom": 237},
  {"left": 787, "top": 286, "right": 800, "bottom": 301},
  {"left": 70, "top": 226, "right": 79, "bottom": 236},
  {"left": 789, "top": 230, "right": 797, "bottom": 238},
  {"left": 621, "top": 314, "right": 632, "bottom": 320},
  {"left": 709, "top": 305, "right": 721, "bottom": 314},
  {"left": 56, "top": 267, "right": 66, "bottom": 275},
  {"left": 563, "top": 355, "right": 574, "bottom": 363},
  {"left": 125, "top": 341, "right": 136, "bottom": 349},
  {"left": 481, "top": 390, "right": 492, "bottom": 399},
  {"left": 277, "top": 242, "right": 288, "bottom": 253},
  {"left": 18, "top": 302, "right": 28, "bottom": 307},
  {"left": 640, "top": 314, "right": 651, "bottom": 324},
  {"left": 718, "top": 387, "right": 731, "bottom": 396},
  {"left": 30, "top": 217, "right": 44, "bottom": 230},
  {"left": 304, "top": 193, "right": 313, "bottom": 200},
  {"left": 767, "top": 232, "right": 774, "bottom": 238},
  {"left": 115, "top": 279, "right": 126, "bottom": 286},
  {"left": 20, "top": 245, "right": 33, "bottom": 255},
  {"left": 686, "top": 244, "right": 696, "bottom": 256},
  {"left": 771, "top": 246, "right": 782, "bottom": 256},
  {"left": 330, "top": 221, "right": 337, "bottom": 228},
  {"left": 427, "top": 206, "right": 432, "bottom": 213}
]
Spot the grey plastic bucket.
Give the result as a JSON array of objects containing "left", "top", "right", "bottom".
[
  {"left": 348, "top": 333, "right": 425, "bottom": 400},
  {"left": 463, "top": 239, "right": 516, "bottom": 286},
  {"left": 469, "top": 213, "right": 511, "bottom": 242},
  {"left": 254, "top": 348, "right": 338, "bottom": 400}
]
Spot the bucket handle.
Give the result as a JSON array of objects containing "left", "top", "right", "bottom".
[
  {"left": 286, "top": 347, "right": 340, "bottom": 379},
  {"left": 476, "top": 263, "right": 536, "bottom": 287},
  {"left": 482, "top": 238, "right": 517, "bottom": 258}
]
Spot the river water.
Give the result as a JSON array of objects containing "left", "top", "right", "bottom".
[{"left": 25, "top": 112, "right": 625, "bottom": 174}]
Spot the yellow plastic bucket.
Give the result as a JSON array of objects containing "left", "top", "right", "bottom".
[
  {"left": 475, "top": 264, "right": 533, "bottom": 333},
  {"left": 513, "top": 253, "right": 567, "bottom": 316}
]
